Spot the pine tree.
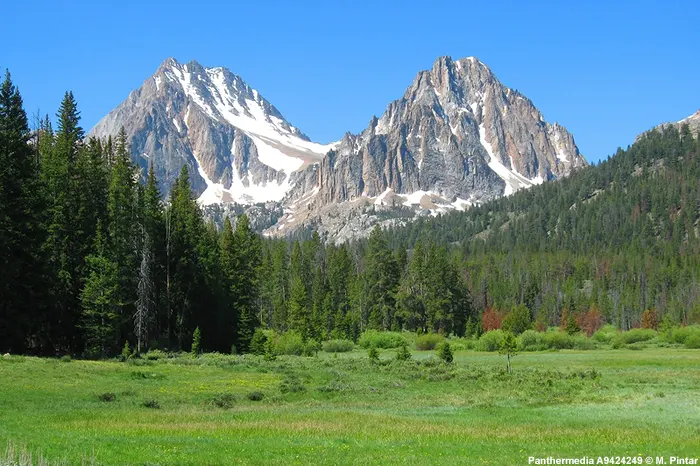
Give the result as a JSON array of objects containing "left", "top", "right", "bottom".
[
  {"left": 42, "top": 91, "right": 86, "bottom": 352},
  {"left": 365, "top": 226, "right": 399, "bottom": 330},
  {"left": 106, "top": 128, "right": 138, "bottom": 345},
  {"left": 287, "top": 241, "right": 311, "bottom": 337},
  {"left": 0, "top": 70, "right": 46, "bottom": 353},
  {"left": 80, "top": 222, "right": 119, "bottom": 358},
  {"left": 167, "top": 165, "right": 205, "bottom": 349}
]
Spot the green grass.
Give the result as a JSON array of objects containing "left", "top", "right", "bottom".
[{"left": 1, "top": 348, "right": 699, "bottom": 465}]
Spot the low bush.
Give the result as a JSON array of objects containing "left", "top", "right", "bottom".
[
  {"left": 592, "top": 325, "right": 618, "bottom": 343},
  {"left": 415, "top": 333, "right": 444, "bottom": 350},
  {"left": 611, "top": 328, "right": 657, "bottom": 348},
  {"left": 280, "top": 375, "right": 306, "bottom": 394},
  {"left": 98, "top": 392, "right": 116, "bottom": 402},
  {"left": 661, "top": 325, "right": 700, "bottom": 345},
  {"left": 273, "top": 331, "right": 305, "bottom": 356},
  {"left": 322, "top": 339, "right": 354, "bottom": 353},
  {"left": 247, "top": 391, "right": 265, "bottom": 401},
  {"left": 477, "top": 330, "right": 504, "bottom": 352},
  {"left": 59, "top": 355, "right": 72, "bottom": 363},
  {"left": 685, "top": 334, "right": 700, "bottom": 349},
  {"left": 209, "top": 393, "right": 237, "bottom": 409},
  {"left": 543, "top": 331, "right": 575, "bottom": 350},
  {"left": 142, "top": 349, "right": 167, "bottom": 360},
  {"left": 303, "top": 339, "right": 321, "bottom": 356},
  {"left": 395, "top": 344, "right": 412, "bottom": 361},
  {"left": 449, "top": 343, "right": 466, "bottom": 351},
  {"left": 449, "top": 338, "right": 475, "bottom": 351},
  {"left": 572, "top": 335, "right": 596, "bottom": 350},
  {"left": 358, "top": 330, "right": 408, "bottom": 349},
  {"left": 518, "top": 330, "right": 544, "bottom": 351},
  {"left": 142, "top": 399, "right": 160, "bottom": 409}
]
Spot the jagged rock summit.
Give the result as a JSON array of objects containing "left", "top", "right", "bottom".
[
  {"left": 273, "top": 56, "right": 586, "bottom": 237},
  {"left": 90, "top": 56, "right": 586, "bottom": 240},
  {"left": 90, "top": 58, "right": 337, "bottom": 203}
]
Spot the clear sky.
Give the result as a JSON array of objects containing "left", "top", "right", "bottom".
[{"left": 4, "top": 0, "right": 699, "bottom": 164}]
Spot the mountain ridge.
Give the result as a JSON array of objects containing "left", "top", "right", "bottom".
[{"left": 90, "top": 55, "right": 587, "bottom": 240}]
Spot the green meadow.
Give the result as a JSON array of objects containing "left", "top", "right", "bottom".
[{"left": 1, "top": 348, "right": 699, "bottom": 465}]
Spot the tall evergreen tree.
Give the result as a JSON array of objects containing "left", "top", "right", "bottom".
[
  {"left": 42, "top": 91, "right": 85, "bottom": 352},
  {"left": 230, "top": 215, "right": 261, "bottom": 351},
  {"left": 106, "top": 128, "right": 138, "bottom": 345},
  {"left": 365, "top": 226, "right": 400, "bottom": 330},
  {"left": 0, "top": 71, "right": 46, "bottom": 353},
  {"left": 80, "top": 221, "right": 119, "bottom": 358}
]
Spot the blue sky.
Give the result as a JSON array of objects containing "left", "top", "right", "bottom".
[{"left": 4, "top": 0, "right": 699, "bottom": 163}]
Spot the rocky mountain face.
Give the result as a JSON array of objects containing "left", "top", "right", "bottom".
[
  {"left": 90, "top": 56, "right": 586, "bottom": 241},
  {"left": 90, "top": 58, "right": 336, "bottom": 203},
  {"left": 652, "top": 109, "right": 700, "bottom": 136},
  {"left": 273, "top": 56, "right": 586, "bottom": 238}
]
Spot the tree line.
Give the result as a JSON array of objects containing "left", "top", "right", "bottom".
[{"left": 0, "top": 72, "right": 473, "bottom": 356}]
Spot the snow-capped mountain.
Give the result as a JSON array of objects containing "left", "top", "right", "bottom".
[
  {"left": 91, "top": 56, "right": 586, "bottom": 240},
  {"left": 274, "top": 56, "right": 586, "bottom": 239},
  {"left": 90, "top": 58, "right": 337, "bottom": 204}
]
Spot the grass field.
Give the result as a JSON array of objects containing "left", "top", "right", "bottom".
[{"left": 1, "top": 348, "right": 699, "bottom": 465}]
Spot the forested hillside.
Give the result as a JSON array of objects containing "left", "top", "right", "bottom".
[
  {"left": 1, "top": 70, "right": 698, "bottom": 357},
  {"left": 389, "top": 124, "right": 700, "bottom": 330}
]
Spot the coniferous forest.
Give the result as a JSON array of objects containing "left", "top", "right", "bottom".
[{"left": 1, "top": 71, "right": 699, "bottom": 358}]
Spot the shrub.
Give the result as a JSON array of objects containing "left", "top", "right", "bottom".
[
  {"left": 368, "top": 347, "right": 379, "bottom": 362},
  {"left": 518, "top": 330, "right": 544, "bottom": 351},
  {"left": 304, "top": 338, "right": 321, "bottom": 356},
  {"left": 501, "top": 305, "right": 531, "bottom": 335},
  {"left": 612, "top": 328, "right": 657, "bottom": 346},
  {"left": 543, "top": 331, "right": 575, "bottom": 349},
  {"left": 322, "top": 339, "right": 354, "bottom": 353},
  {"left": 142, "top": 399, "right": 160, "bottom": 409},
  {"left": 477, "top": 330, "right": 504, "bottom": 352},
  {"left": 121, "top": 341, "right": 132, "bottom": 361},
  {"left": 210, "top": 393, "right": 237, "bottom": 409},
  {"left": 191, "top": 327, "right": 201, "bottom": 356},
  {"left": 661, "top": 325, "right": 700, "bottom": 345},
  {"left": 247, "top": 391, "right": 265, "bottom": 401},
  {"left": 395, "top": 344, "right": 412, "bottom": 361},
  {"left": 249, "top": 329, "right": 268, "bottom": 355},
  {"left": 143, "top": 349, "right": 167, "bottom": 360},
  {"left": 273, "top": 331, "right": 305, "bottom": 356},
  {"left": 685, "top": 334, "right": 700, "bottom": 349},
  {"left": 593, "top": 325, "right": 618, "bottom": 343},
  {"left": 98, "top": 392, "right": 116, "bottom": 402},
  {"left": 358, "top": 330, "right": 408, "bottom": 349},
  {"left": 60, "top": 355, "right": 72, "bottom": 363},
  {"left": 437, "top": 342, "right": 453, "bottom": 363},
  {"left": 415, "top": 333, "right": 444, "bottom": 350},
  {"left": 572, "top": 335, "right": 596, "bottom": 350},
  {"left": 280, "top": 376, "right": 306, "bottom": 394}
]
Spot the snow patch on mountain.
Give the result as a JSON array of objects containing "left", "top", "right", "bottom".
[{"left": 479, "top": 124, "right": 540, "bottom": 196}]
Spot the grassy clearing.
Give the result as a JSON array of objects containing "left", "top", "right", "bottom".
[{"left": 1, "top": 348, "right": 698, "bottom": 465}]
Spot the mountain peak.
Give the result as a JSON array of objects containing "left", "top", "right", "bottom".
[{"left": 90, "top": 57, "right": 338, "bottom": 205}]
